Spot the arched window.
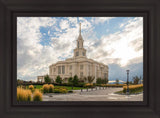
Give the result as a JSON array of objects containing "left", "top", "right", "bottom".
[
  {"left": 78, "top": 41, "right": 79, "bottom": 48},
  {"left": 76, "top": 51, "right": 79, "bottom": 56}
]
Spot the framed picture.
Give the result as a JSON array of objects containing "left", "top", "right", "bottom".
[{"left": 0, "top": 0, "right": 160, "bottom": 118}]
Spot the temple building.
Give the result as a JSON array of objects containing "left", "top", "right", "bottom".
[{"left": 37, "top": 23, "right": 109, "bottom": 83}]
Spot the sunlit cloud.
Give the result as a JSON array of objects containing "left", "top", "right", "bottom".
[{"left": 17, "top": 17, "right": 143, "bottom": 81}]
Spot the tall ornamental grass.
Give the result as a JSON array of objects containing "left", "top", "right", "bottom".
[
  {"left": 49, "top": 84, "right": 54, "bottom": 93},
  {"left": 42, "top": 84, "right": 54, "bottom": 93},
  {"left": 33, "top": 89, "right": 42, "bottom": 101},
  {"left": 123, "top": 84, "right": 143, "bottom": 93},
  {"left": 42, "top": 84, "right": 49, "bottom": 93},
  {"left": 29, "top": 85, "right": 34, "bottom": 92},
  {"left": 84, "top": 83, "right": 93, "bottom": 88},
  {"left": 17, "top": 87, "right": 32, "bottom": 101}
]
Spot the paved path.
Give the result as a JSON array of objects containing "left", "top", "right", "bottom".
[{"left": 42, "top": 87, "right": 143, "bottom": 101}]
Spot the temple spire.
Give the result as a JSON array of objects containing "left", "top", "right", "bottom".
[{"left": 79, "top": 23, "right": 81, "bottom": 35}]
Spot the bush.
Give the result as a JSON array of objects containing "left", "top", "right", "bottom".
[
  {"left": 53, "top": 87, "right": 68, "bottom": 93},
  {"left": 33, "top": 89, "right": 42, "bottom": 101},
  {"left": 17, "top": 87, "right": 32, "bottom": 101},
  {"left": 68, "top": 90, "right": 73, "bottom": 93},
  {"left": 29, "top": 85, "right": 34, "bottom": 91}
]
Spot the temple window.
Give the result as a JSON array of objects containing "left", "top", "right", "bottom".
[
  {"left": 80, "top": 65, "right": 83, "bottom": 70},
  {"left": 58, "top": 66, "right": 61, "bottom": 74},
  {"left": 76, "top": 52, "right": 79, "bottom": 56},
  {"left": 62, "top": 65, "right": 65, "bottom": 74}
]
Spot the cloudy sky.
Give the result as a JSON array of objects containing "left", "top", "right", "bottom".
[{"left": 17, "top": 17, "right": 143, "bottom": 82}]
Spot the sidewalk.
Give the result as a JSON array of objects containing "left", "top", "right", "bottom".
[{"left": 42, "top": 87, "right": 143, "bottom": 101}]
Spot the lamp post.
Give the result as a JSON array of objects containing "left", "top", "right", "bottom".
[{"left": 126, "top": 70, "right": 130, "bottom": 95}]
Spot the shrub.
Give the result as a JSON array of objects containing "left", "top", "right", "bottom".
[
  {"left": 53, "top": 87, "right": 68, "bottom": 93},
  {"left": 68, "top": 90, "right": 73, "bottom": 93},
  {"left": 48, "top": 84, "right": 54, "bottom": 93},
  {"left": 42, "top": 84, "right": 49, "bottom": 93},
  {"left": 17, "top": 87, "right": 32, "bottom": 101},
  {"left": 33, "top": 89, "right": 42, "bottom": 101},
  {"left": 29, "top": 85, "right": 34, "bottom": 91}
]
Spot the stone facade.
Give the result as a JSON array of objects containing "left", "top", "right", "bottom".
[{"left": 37, "top": 23, "right": 109, "bottom": 83}]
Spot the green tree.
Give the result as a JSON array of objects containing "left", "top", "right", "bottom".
[
  {"left": 73, "top": 75, "right": 79, "bottom": 86},
  {"left": 87, "top": 76, "right": 95, "bottom": 83},
  {"left": 56, "top": 75, "right": 62, "bottom": 84},
  {"left": 68, "top": 77, "right": 73, "bottom": 84},
  {"left": 44, "top": 74, "right": 51, "bottom": 83},
  {"left": 115, "top": 79, "right": 119, "bottom": 85},
  {"left": 96, "top": 78, "right": 102, "bottom": 84},
  {"left": 132, "top": 76, "right": 140, "bottom": 84}
]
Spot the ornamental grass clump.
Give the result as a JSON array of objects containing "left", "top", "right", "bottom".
[
  {"left": 29, "top": 85, "right": 34, "bottom": 92},
  {"left": 105, "top": 84, "right": 127, "bottom": 87},
  {"left": 17, "top": 87, "right": 32, "bottom": 101},
  {"left": 123, "top": 84, "right": 143, "bottom": 93},
  {"left": 48, "top": 84, "right": 54, "bottom": 93},
  {"left": 42, "top": 84, "right": 49, "bottom": 93},
  {"left": 84, "top": 83, "right": 93, "bottom": 88},
  {"left": 33, "top": 89, "right": 43, "bottom": 101}
]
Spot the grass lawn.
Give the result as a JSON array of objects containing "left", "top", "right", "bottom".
[
  {"left": 26, "top": 85, "right": 86, "bottom": 90},
  {"left": 115, "top": 88, "right": 143, "bottom": 95}
]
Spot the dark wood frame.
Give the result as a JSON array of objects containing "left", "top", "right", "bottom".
[{"left": 0, "top": 0, "right": 160, "bottom": 118}]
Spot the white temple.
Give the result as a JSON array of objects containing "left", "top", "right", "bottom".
[{"left": 37, "top": 23, "right": 109, "bottom": 83}]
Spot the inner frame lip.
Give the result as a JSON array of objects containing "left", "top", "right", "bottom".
[{"left": 12, "top": 12, "right": 148, "bottom": 107}]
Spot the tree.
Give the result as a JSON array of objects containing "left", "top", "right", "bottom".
[
  {"left": 68, "top": 77, "right": 73, "bottom": 84},
  {"left": 132, "top": 76, "right": 140, "bottom": 84},
  {"left": 87, "top": 76, "right": 95, "bottom": 83},
  {"left": 115, "top": 79, "right": 119, "bottom": 85},
  {"left": 96, "top": 78, "right": 102, "bottom": 84},
  {"left": 56, "top": 75, "right": 62, "bottom": 84},
  {"left": 44, "top": 74, "right": 51, "bottom": 83},
  {"left": 73, "top": 75, "right": 79, "bottom": 86}
]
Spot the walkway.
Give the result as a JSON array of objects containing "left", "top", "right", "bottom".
[{"left": 42, "top": 87, "right": 143, "bottom": 101}]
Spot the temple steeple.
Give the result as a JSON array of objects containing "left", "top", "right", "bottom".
[
  {"left": 74, "top": 23, "right": 86, "bottom": 57},
  {"left": 79, "top": 23, "right": 81, "bottom": 35},
  {"left": 77, "top": 23, "right": 83, "bottom": 48}
]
